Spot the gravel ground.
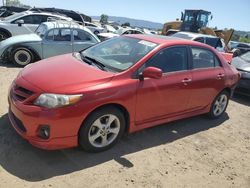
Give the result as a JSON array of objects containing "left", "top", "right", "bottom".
[{"left": 0, "top": 63, "right": 249, "bottom": 188}]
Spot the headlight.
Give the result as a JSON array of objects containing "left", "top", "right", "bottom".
[{"left": 34, "top": 93, "right": 83, "bottom": 108}]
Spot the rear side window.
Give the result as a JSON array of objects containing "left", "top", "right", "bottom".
[
  {"left": 145, "top": 47, "right": 188, "bottom": 73},
  {"left": 73, "top": 29, "right": 94, "bottom": 41},
  {"left": 191, "top": 47, "right": 221, "bottom": 69}
]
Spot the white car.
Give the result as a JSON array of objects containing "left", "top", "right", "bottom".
[
  {"left": 171, "top": 32, "right": 226, "bottom": 52},
  {"left": 98, "top": 28, "right": 144, "bottom": 41},
  {"left": 103, "top": 24, "right": 117, "bottom": 33},
  {"left": 0, "top": 11, "right": 72, "bottom": 41},
  {"left": 84, "top": 22, "right": 104, "bottom": 35}
]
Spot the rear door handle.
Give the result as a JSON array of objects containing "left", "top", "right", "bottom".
[{"left": 217, "top": 73, "right": 225, "bottom": 80}]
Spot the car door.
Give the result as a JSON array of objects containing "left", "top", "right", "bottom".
[
  {"left": 187, "top": 46, "right": 226, "bottom": 110},
  {"left": 42, "top": 28, "right": 73, "bottom": 59},
  {"left": 135, "top": 46, "right": 193, "bottom": 125},
  {"left": 72, "top": 29, "right": 98, "bottom": 52}
]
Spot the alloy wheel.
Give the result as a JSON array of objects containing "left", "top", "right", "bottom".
[
  {"left": 213, "top": 94, "right": 228, "bottom": 117},
  {"left": 88, "top": 114, "right": 121, "bottom": 148}
]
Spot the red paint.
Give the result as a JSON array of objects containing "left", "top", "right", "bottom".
[
  {"left": 8, "top": 35, "right": 240, "bottom": 150},
  {"left": 219, "top": 52, "right": 233, "bottom": 63}
]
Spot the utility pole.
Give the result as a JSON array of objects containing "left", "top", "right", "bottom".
[{"left": 2, "top": 0, "right": 5, "bottom": 6}]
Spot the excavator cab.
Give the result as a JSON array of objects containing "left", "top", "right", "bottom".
[{"left": 180, "top": 9, "right": 212, "bottom": 33}]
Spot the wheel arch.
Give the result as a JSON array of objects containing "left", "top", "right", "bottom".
[
  {"left": 80, "top": 103, "right": 130, "bottom": 134},
  {"left": 222, "top": 87, "right": 232, "bottom": 97},
  {"left": 0, "top": 27, "right": 12, "bottom": 37},
  {"left": 9, "top": 45, "right": 42, "bottom": 62}
]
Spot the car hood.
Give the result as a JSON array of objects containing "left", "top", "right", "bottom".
[
  {"left": 20, "top": 53, "right": 115, "bottom": 93},
  {"left": 231, "top": 57, "right": 250, "bottom": 72},
  {"left": 0, "top": 34, "right": 41, "bottom": 54}
]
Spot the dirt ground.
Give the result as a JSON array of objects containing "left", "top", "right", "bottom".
[{"left": 0, "top": 63, "right": 249, "bottom": 188}]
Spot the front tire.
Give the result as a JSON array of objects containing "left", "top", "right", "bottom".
[
  {"left": 11, "top": 47, "right": 34, "bottom": 67},
  {"left": 208, "top": 90, "right": 229, "bottom": 119},
  {"left": 79, "top": 107, "right": 126, "bottom": 152}
]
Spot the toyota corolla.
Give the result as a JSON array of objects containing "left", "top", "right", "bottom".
[{"left": 8, "top": 35, "right": 240, "bottom": 152}]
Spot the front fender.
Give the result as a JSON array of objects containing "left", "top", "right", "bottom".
[{"left": 1, "top": 43, "right": 42, "bottom": 63}]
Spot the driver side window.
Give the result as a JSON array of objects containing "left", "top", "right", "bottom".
[
  {"left": 45, "top": 29, "right": 72, "bottom": 42},
  {"left": 143, "top": 46, "right": 188, "bottom": 73}
]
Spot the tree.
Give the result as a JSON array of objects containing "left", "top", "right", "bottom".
[
  {"left": 231, "top": 34, "right": 240, "bottom": 42},
  {"left": 100, "top": 14, "right": 108, "bottom": 24},
  {"left": 121, "top": 22, "right": 130, "bottom": 27}
]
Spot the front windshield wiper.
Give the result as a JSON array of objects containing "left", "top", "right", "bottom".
[{"left": 80, "top": 54, "right": 106, "bottom": 71}]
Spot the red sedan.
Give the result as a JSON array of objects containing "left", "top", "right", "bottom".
[{"left": 8, "top": 35, "right": 240, "bottom": 152}]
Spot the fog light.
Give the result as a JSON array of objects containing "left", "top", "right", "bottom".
[{"left": 38, "top": 125, "right": 50, "bottom": 139}]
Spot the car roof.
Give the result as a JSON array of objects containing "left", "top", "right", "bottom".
[
  {"left": 23, "top": 10, "right": 72, "bottom": 20},
  {"left": 42, "top": 21, "right": 85, "bottom": 30},
  {"left": 126, "top": 34, "right": 214, "bottom": 48},
  {"left": 173, "top": 31, "right": 219, "bottom": 39}
]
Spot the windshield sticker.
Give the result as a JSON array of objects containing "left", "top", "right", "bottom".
[{"left": 138, "top": 40, "right": 157, "bottom": 47}]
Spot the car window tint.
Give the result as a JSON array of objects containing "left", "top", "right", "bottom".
[
  {"left": 14, "top": 15, "right": 45, "bottom": 24},
  {"left": 73, "top": 29, "right": 92, "bottom": 41},
  {"left": 45, "top": 29, "right": 59, "bottom": 40},
  {"left": 59, "top": 29, "right": 71, "bottom": 41},
  {"left": 191, "top": 47, "right": 218, "bottom": 69},
  {"left": 145, "top": 47, "right": 188, "bottom": 73},
  {"left": 194, "top": 37, "right": 204, "bottom": 43}
]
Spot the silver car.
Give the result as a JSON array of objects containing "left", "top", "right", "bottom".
[
  {"left": 0, "top": 20, "right": 100, "bottom": 66},
  {"left": 0, "top": 10, "right": 72, "bottom": 41}
]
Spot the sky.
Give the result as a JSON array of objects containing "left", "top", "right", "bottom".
[{"left": 19, "top": 0, "right": 250, "bottom": 31}]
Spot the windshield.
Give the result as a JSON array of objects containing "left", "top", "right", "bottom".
[
  {"left": 35, "top": 24, "right": 48, "bottom": 37},
  {"left": 1, "top": 12, "right": 26, "bottom": 21},
  {"left": 81, "top": 37, "right": 158, "bottom": 72},
  {"left": 240, "top": 52, "right": 250, "bottom": 62}
]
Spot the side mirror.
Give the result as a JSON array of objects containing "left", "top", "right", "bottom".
[
  {"left": 16, "top": 19, "right": 24, "bottom": 27},
  {"left": 141, "top": 67, "right": 163, "bottom": 80}
]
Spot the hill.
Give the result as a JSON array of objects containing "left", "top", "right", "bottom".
[{"left": 91, "top": 16, "right": 163, "bottom": 30}]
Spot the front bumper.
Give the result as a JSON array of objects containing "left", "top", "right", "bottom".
[{"left": 8, "top": 93, "right": 82, "bottom": 150}]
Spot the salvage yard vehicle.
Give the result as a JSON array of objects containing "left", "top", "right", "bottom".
[
  {"left": 232, "top": 51, "right": 250, "bottom": 95},
  {"left": 0, "top": 6, "right": 28, "bottom": 18},
  {"left": 0, "top": 20, "right": 100, "bottom": 66},
  {"left": 162, "top": 9, "right": 234, "bottom": 49},
  {"left": 8, "top": 35, "right": 240, "bottom": 152},
  {"left": 84, "top": 22, "right": 104, "bottom": 35},
  {"left": 171, "top": 31, "right": 233, "bottom": 62},
  {"left": 0, "top": 10, "right": 72, "bottom": 41},
  {"left": 30, "top": 7, "right": 92, "bottom": 23},
  {"left": 229, "top": 41, "right": 250, "bottom": 56},
  {"left": 98, "top": 28, "right": 144, "bottom": 41}
]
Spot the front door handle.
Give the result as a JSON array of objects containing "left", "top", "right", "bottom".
[{"left": 182, "top": 78, "right": 192, "bottom": 85}]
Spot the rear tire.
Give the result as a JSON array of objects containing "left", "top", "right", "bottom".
[
  {"left": 208, "top": 90, "right": 229, "bottom": 119},
  {"left": 79, "top": 107, "right": 126, "bottom": 152},
  {"left": 11, "top": 47, "right": 34, "bottom": 67}
]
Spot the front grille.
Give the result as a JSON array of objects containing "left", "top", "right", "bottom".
[
  {"left": 10, "top": 111, "right": 27, "bottom": 133},
  {"left": 12, "top": 84, "right": 34, "bottom": 102}
]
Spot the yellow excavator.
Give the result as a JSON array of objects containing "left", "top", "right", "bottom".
[{"left": 162, "top": 9, "right": 234, "bottom": 50}]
